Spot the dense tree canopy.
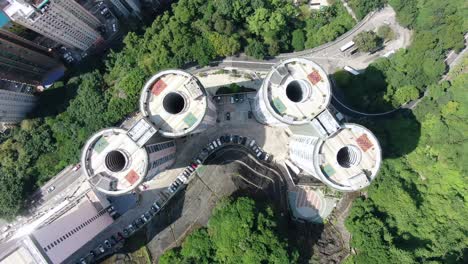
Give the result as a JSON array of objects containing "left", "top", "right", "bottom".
[
  {"left": 160, "top": 197, "right": 298, "bottom": 264},
  {"left": 376, "top": 25, "right": 394, "bottom": 40},
  {"left": 346, "top": 62, "right": 468, "bottom": 263},
  {"left": 349, "top": 0, "right": 386, "bottom": 20},
  {"left": 336, "top": 0, "right": 466, "bottom": 112},
  {"left": 353, "top": 31, "right": 381, "bottom": 52},
  {"left": 344, "top": 0, "right": 468, "bottom": 262}
]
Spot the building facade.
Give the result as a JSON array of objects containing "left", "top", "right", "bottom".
[
  {"left": 0, "top": 29, "right": 62, "bottom": 84},
  {"left": 4, "top": 0, "right": 102, "bottom": 51},
  {"left": 0, "top": 88, "right": 36, "bottom": 124}
]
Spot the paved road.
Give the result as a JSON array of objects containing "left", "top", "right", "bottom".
[
  {"left": 189, "top": 7, "right": 411, "bottom": 75},
  {"left": 0, "top": 166, "right": 85, "bottom": 241}
]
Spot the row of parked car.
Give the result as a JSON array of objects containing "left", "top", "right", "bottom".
[
  {"left": 165, "top": 135, "right": 274, "bottom": 201},
  {"left": 122, "top": 198, "right": 164, "bottom": 240},
  {"left": 197, "top": 134, "right": 273, "bottom": 163},
  {"left": 78, "top": 213, "right": 125, "bottom": 264},
  {"left": 78, "top": 198, "right": 166, "bottom": 263},
  {"left": 77, "top": 135, "right": 272, "bottom": 263}
]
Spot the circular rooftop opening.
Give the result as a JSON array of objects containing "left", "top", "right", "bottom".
[
  {"left": 286, "top": 80, "right": 311, "bottom": 103},
  {"left": 337, "top": 145, "right": 361, "bottom": 168},
  {"left": 105, "top": 150, "right": 127, "bottom": 172},
  {"left": 163, "top": 92, "right": 185, "bottom": 114}
]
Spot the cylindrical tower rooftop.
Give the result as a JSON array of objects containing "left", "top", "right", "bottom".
[
  {"left": 252, "top": 58, "right": 331, "bottom": 126},
  {"left": 81, "top": 128, "right": 148, "bottom": 196},
  {"left": 139, "top": 70, "right": 216, "bottom": 138},
  {"left": 313, "top": 124, "right": 382, "bottom": 191}
]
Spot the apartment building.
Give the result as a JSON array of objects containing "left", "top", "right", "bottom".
[
  {"left": 4, "top": 0, "right": 102, "bottom": 51},
  {"left": 0, "top": 87, "right": 37, "bottom": 125},
  {"left": 0, "top": 29, "right": 62, "bottom": 84}
]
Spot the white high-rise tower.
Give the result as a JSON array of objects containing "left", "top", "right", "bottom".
[
  {"left": 254, "top": 58, "right": 382, "bottom": 191},
  {"left": 140, "top": 70, "right": 217, "bottom": 138}
]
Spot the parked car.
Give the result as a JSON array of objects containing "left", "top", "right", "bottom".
[
  {"left": 168, "top": 186, "right": 176, "bottom": 193},
  {"left": 238, "top": 136, "right": 245, "bottom": 145},
  {"left": 144, "top": 212, "right": 152, "bottom": 220},
  {"left": 176, "top": 177, "right": 184, "bottom": 184},
  {"left": 220, "top": 135, "right": 229, "bottom": 143},
  {"left": 97, "top": 245, "right": 105, "bottom": 253},
  {"left": 47, "top": 186, "right": 55, "bottom": 193},
  {"left": 178, "top": 175, "right": 188, "bottom": 183},
  {"left": 152, "top": 202, "right": 160, "bottom": 211},
  {"left": 72, "top": 164, "right": 81, "bottom": 171},
  {"left": 183, "top": 170, "right": 191, "bottom": 177},
  {"left": 104, "top": 240, "right": 111, "bottom": 248},
  {"left": 141, "top": 214, "right": 148, "bottom": 222}
]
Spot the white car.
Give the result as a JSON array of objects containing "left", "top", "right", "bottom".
[{"left": 178, "top": 175, "right": 188, "bottom": 183}]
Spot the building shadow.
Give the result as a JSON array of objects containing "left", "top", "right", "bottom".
[
  {"left": 331, "top": 66, "right": 399, "bottom": 113},
  {"left": 354, "top": 109, "right": 421, "bottom": 158}
]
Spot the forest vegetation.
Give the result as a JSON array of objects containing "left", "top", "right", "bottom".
[
  {"left": 343, "top": 0, "right": 468, "bottom": 263},
  {"left": 336, "top": 0, "right": 466, "bottom": 112},
  {"left": 159, "top": 197, "right": 298, "bottom": 264}
]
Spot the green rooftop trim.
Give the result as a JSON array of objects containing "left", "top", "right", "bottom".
[
  {"left": 94, "top": 137, "right": 109, "bottom": 154},
  {"left": 272, "top": 97, "right": 286, "bottom": 113},
  {"left": 322, "top": 164, "right": 336, "bottom": 177},
  {"left": 183, "top": 112, "right": 198, "bottom": 127},
  {"left": 36, "top": 0, "right": 50, "bottom": 9}
]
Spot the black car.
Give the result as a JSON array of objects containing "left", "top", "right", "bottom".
[
  {"left": 233, "top": 135, "right": 240, "bottom": 144},
  {"left": 144, "top": 211, "right": 152, "bottom": 219},
  {"left": 240, "top": 137, "right": 247, "bottom": 145},
  {"left": 225, "top": 112, "right": 231, "bottom": 120},
  {"left": 248, "top": 111, "right": 253, "bottom": 119}
]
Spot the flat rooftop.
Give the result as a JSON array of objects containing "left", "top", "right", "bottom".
[
  {"left": 140, "top": 70, "right": 208, "bottom": 137},
  {"left": 262, "top": 58, "right": 331, "bottom": 124},
  {"left": 316, "top": 124, "right": 381, "bottom": 191},
  {"left": 32, "top": 196, "right": 113, "bottom": 264},
  {"left": 82, "top": 128, "right": 148, "bottom": 195}
]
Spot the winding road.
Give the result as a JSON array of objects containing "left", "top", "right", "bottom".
[{"left": 190, "top": 7, "right": 466, "bottom": 118}]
